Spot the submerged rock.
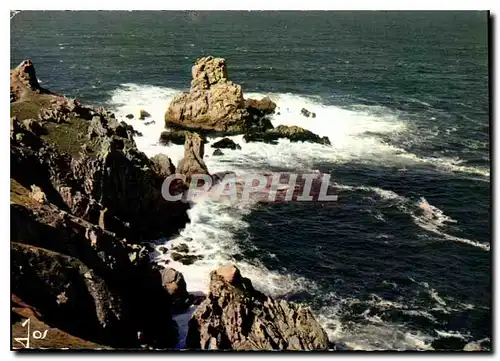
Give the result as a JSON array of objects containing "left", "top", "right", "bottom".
[
  {"left": 244, "top": 125, "right": 331, "bottom": 146},
  {"left": 300, "top": 108, "right": 312, "bottom": 118},
  {"left": 10, "top": 59, "right": 55, "bottom": 102},
  {"left": 213, "top": 149, "right": 224, "bottom": 156},
  {"left": 210, "top": 138, "right": 241, "bottom": 150},
  {"left": 186, "top": 265, "right": 330, "bottom": 350},
  {"left": 171, "top": 252, "right": 202, "bottom": 265},
  {"left": 138, "top": 109, "right": 151, "bottom": 120},
  {"left": 172, "top": 243, "right": 189, "bottom": 253}
]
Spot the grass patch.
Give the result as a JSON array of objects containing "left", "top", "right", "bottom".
[
  {"left": 10, "top": 179, "right": 38, "bottom": 207},
  {"left": 10, "top": 95, "right": 55, "bottom": 121}
]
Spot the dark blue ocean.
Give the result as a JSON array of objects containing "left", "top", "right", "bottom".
[{"left": 11, "top": 11, "right": 490, "bottom": 350}]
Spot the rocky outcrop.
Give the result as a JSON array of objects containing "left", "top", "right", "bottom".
[
  {"left": 186, "top": 265, "right": 330, "bottom": 350},
  {"left": 244, "top": 125, "right": 331, "bottom": 146},
  {"left": 210, "top": 138, "right": 241, "bottom": 150},
  {"left": 177, "top": 133, "right": 210, "bottom": 183},
  {"left": 165, "top": 56, "right": 276, "bottom": 135},
  {"left": 10, "top": 60, "right": 54, "bottom": 102}
]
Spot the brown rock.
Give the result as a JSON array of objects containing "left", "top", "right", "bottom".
[
  {"left": 178, "top": 133, "right": 210, "bottom": 183},
  {"left": 215, "top": 264, "right": 242, "bottom": 285},
  {"left": 186, "top": 265, "right": 330, "bottom": 350},
  {"left": 164, "top": 56, "right": 275, "bottom": 135}
]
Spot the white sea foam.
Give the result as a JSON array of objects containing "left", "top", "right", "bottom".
[
  {"left": 315, "top": 294, "right": 436, "bottom": 351},
  {"left": 331, "top": 184, "right": 489, "bottom": 252},
  {"left": 106, "top": 83, "right": 488, "bottom": 350},
  {"left": 411, "top": 197, "right": 490, "bottom": 251}
]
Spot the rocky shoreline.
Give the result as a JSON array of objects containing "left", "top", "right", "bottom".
[{"left": 10, "top": 58, "right": 335, "bottom": 350}]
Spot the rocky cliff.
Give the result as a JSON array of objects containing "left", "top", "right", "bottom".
[{"left": 10, "top": 60, "right": 190, "bottom": 349}]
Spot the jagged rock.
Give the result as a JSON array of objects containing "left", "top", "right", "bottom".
[
  {"left": 144, "top": 120, "right": 155, "bottom": 126},
  {"left": 211, "top": 138, "right": 241, "bottom": 150},
  {"left": 186, "top": 265, "right": 330, "bottom": 350},
  {"left": 178, "top": 133, "right": 210, "bottom": 183},
  {"left": 161, "top": 268, "right": 187, "bottom": 297},
  {"left": 10, "top": 60, "right": 54, "bottom": 102},
  {"left": 150, "top": 154, "right": 176, "bottom": 178},
  {"left": 213, "top": 149, "right": 224, "bottom": 156},
  {"left": 138, "top": 110, "right": 151, "bottom": 120},
  {"left": 11, "top": 179, "right": 180, "bottom": 349},
  {"left": 164, "top": 56, "right": 275, "bottom": 135},
  {"left": 244, "top": 125, "right": 331, "bottom": 146},
  {"left": 245, "top": 97, "right": 277, "bottom": 117},
  {"left": 299, "top": 108, "right": 316, "bottom": 118},
  {"left": 160, "top": 268, "right": 191, "bottom": 313}
]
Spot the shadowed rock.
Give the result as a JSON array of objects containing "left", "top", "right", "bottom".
[
  {"left": 244, "top": 125, "right": 331, "bottom": 146},
  {"left": 211, "top": 138, "right": 241, "bottom": 150}
]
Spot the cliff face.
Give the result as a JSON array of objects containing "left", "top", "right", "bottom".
[{"left": 10, "top": 60, "right": 189, "bottom": 349}]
